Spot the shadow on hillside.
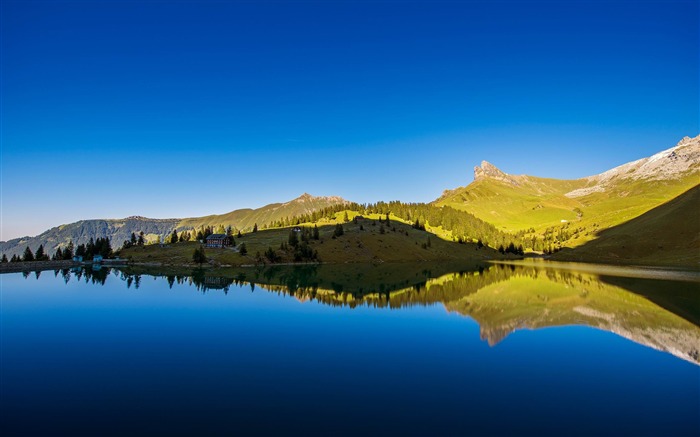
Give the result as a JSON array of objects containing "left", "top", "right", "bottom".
[{"left": 554, "top": 184, "right": 700, "bottom": 268}]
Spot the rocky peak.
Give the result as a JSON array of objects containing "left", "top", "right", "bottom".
[
  {"left": 474, "top": 161, "right": 520, "bottom": 186},
  {"left": 289, "top": 193, "right": 348, "bottom": 205},
  {"left": 566, "top": 134, "right": 700, "bottom": 198}
]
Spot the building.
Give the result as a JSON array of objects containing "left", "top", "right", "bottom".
[
  {"left": 93, "top": 255, "right": 103, "bottom": 263},
  {"left": 205, "top": 234, "right": 231, "bottom": 248}
]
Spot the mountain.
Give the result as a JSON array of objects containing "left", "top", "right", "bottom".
[
  {"left": 159, "top": 263, "right": 699, "bottom": 365},
  {"left": 177, "top": 193, "right": 348, "bottom": 231},
  {"left": 434, "top": 135, "right": 700, "bottom": 248},
  {"left": 553, "top": 184, "right": 700, "bottom": 268},
  {"left": 0, "top": 193, "right": 348, "bottom": 258}
]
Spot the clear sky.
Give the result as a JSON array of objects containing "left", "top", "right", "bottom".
[{"left": 1, "top": 0, "right": 698, "bottom": 240}]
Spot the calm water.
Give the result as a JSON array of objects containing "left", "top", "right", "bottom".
[{"left": 1, "top": 263, "right": 699, "bottom": 436}]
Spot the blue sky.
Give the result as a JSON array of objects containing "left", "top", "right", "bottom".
[{"left": 1, "top": 0, "right": 698, "bottom": 240}]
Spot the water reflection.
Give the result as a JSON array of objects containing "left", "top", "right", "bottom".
[{"left": 39, "top": 262, "right": 700, "bottom": 365}]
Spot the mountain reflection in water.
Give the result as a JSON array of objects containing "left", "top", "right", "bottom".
[{"left": 47, "top": 261, "right": 700, "bottom": 366}]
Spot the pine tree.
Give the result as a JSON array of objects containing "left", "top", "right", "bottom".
[
  {"left": 137, "top": 232, "right": 145, "bottom": 246},
  {"left": 76, "top": 244, "right": 86, "bottom": 257},
  {"left": 35, "top": 244, "right": 47, "bottom": 261},
  {"left": 1, "top": 254, "right": 7, "bottom": 263},
  {"left": 64, "top": 241, "right": 74, "bottom": 259},
  {"left": 192, "top": 247, "right": 207, "bottom": 264},
  {"left": 237, "top": 230, "right": 242, "bottom": 238},
  {"left": 333, "top": 223, "right": 344, "bottom": 237},
  {"left": 239, "top": 243, "right": 247, "bottom": 256},
  {"left": 170, "top": 229, "right": 178, "bottom": 244},
  {"left": 130, "top": 233, "right": 137, "bottom": 246},
  {"left": 343, "top": 211, "right": 349, "bottom": 222},
  {"left": 288, "top": 229, "right": 299, "bottom": 247},
  {"left": 253, "top": 223, "right": 258, "bottom": 233},
  {"left": 313, "top": 224, "right": 319, "bottom": 240},
  {"left": 23, "top": 246, "right": 35, "bottom": 262}
]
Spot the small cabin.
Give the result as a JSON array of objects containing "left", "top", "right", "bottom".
[
  {"left": 205, "top": 234, "right": 231, "bottom": 248},
  {"left": 93, "top": 255, "right": 103, "bottom": 263},
  {"left": 73, "top": 255, "right": 83, "bottom": 262}
]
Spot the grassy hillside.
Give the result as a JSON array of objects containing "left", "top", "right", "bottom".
[
  {"left": 553, "top": 185, "right": 700, "bottom": 268},
  {"left": 120, "top": 214, "right": 506, "bottom": 267},
  {"left": 0, "top": 193, "right": 347, "bottom": 259},
  {"left": 435, "top": 175, "right": 585, "bottom": 231},
  {"left": 434, "top": 136, "right": 699, "bottom": 254},
  {"left": 177, "top": 193, "right": 347, "bottom": 232}
]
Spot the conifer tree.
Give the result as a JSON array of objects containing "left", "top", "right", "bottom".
[
  {"left": 192, "top": 247, "right": 207, "bottom": 264},
  {"left": 288, "top": 229, "right": 299, "bottom": 247},
  {"left": 239, "top": 243, "right": 247, "bottom": 256},
  {"left": 170, "top": 229, "right": 178, "bottom": 244},
  {"left": 1, "top": 254, "right": 7, "bottom": 263},
  {"left": 64, "top": 241, "right": 74, "bottom": 259},
  {"left": 252, "top": 223, "right": 258, "bottom": 233},
  {"left": 23, "top": 246, "right": 35, "bottom": 262},
  {"left": 35, "top": 244, "right": 47, "bottom": 261},
  {"left": 313, "top": 224, "right": 320, "bottom": 240}
]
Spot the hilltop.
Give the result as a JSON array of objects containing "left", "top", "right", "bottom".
[
  {"left": 0, "top": 193, "right": 348, "bottom": 258},
  {"left": 3, "top": 136, "right": 698, "bottom": 269},
  {"left": 435, "top": 135, "right": 700, "bottom": 251},
  {"left": 120, "top": 214, "right": 504, "bottom": 267}
]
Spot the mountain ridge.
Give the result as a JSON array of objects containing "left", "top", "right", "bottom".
[
  {"left": 0, "top": 193, "right": 349, "bottom": 258},
  {"left": 435, "top": 135, "right": 700, "bottom": 240}
]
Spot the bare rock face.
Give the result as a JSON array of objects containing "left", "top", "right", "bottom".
[
  {"left": 473, "top": 161, "right": 521, "bottom": 186},
  {"left": 287, "top": 193, "right": 349, "bottom": 205},
  {"left": 566, "top": 135, "right": 700, "bottom": 198}
]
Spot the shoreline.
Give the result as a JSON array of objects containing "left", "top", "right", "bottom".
[
  {"left": 0, "top": 259, "right": 129, "bottom": 274},
  {"left": 490, "top": 259, "right": 700, "bottom": 282}
]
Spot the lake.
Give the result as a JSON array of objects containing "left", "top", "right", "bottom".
[{"left": 1, "top": 262, "right": 699, "bottom": 436}]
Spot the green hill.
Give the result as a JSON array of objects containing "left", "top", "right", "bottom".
[
  {"left": 434, "top": 135, "right": 700, "bottom": 252},
  {"left": 177, "top": 193, "right": 348, "bottom": 231},
  {"left": 0, "top": 193, "right": 348, "bottom": 259},
  {"left": 553, "top": 185, "right": 700, "bottom": 268},
  {"left": 120, "top": 215, "right": 505, "bottom": 267}
]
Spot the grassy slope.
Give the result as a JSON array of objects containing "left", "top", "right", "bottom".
[
  {"left": 435, "top": 176, "right": 585, "bottom": 231},
  {"left": 553, "top": 184, "right": 700, "bottom": 268},
  {"left": 176, "top": 194, "right": 346, "bottom": 232},
  {"left": 435, "top": 167, "right": 699, "bottom": 255},
  {"left": 121, "top": 214, "right": 506, "bottom": 267}
]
